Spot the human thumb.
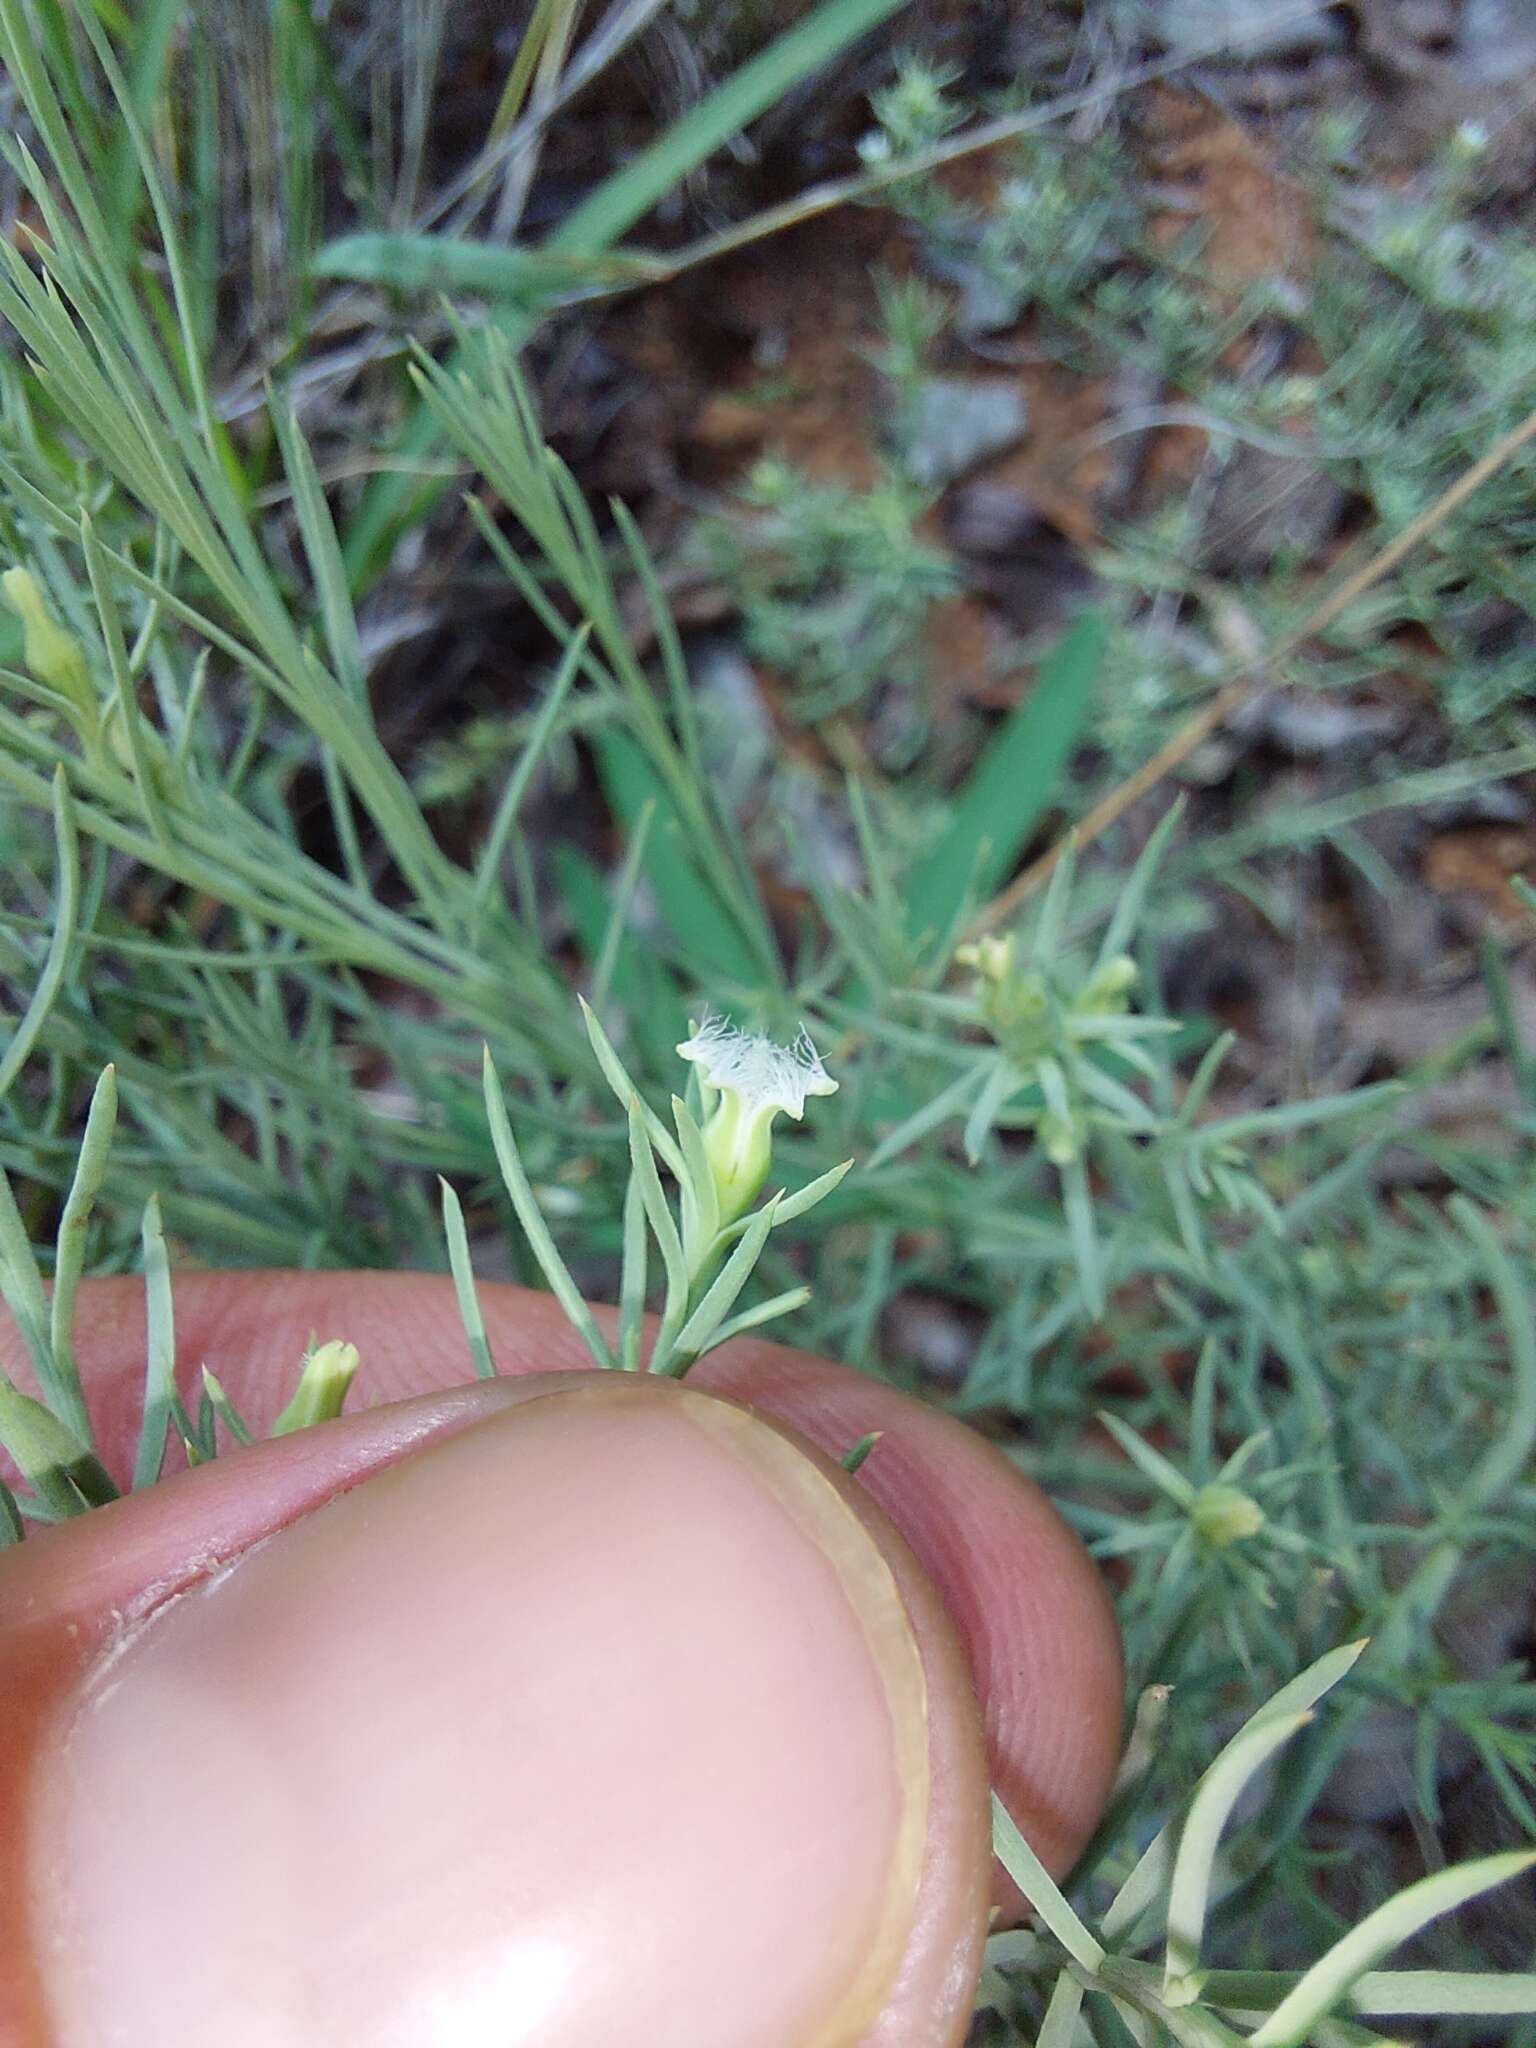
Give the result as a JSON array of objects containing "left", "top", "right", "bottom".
[{"left": 3, "top": 1373, "right": 991, "bottom": 2046}]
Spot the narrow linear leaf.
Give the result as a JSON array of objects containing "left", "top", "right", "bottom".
[
  {"left": 909, "top": 611, "right": 1104, "bottom": 945},
  {"left": 555, "top": 845, "right": 681, "bottom": 1070},
  {"left": 104, "top": 0, "right": 190, "bottom": 229},
  {"left": 474, "top": 624, "right": 588, "bottom": 915},
  {"left": 1249, "top": 1853, "right": 1536, "bottom": 2048},
  {"left": 1037, "top": 1970, "right": 1086, "bottom": 2048},
  {"left": 1258, "top": 1639, "right": 1370, "bottom": 1724},
  {"left": 762, "top": 1157, "right": 854, "bottom": 1229},
  {"left": 272, "top": 404, "right": 367, "bottom": 699},
  {"left": 1098, "top": 798, "right": 1185, "bottom": 967},
  {"left": 593, "top": 730, "right": 762, "bottom": 988},
  {"left": 671, "top": 1194, "right": 784, "bottom": 1367},
  {"left": 592, "top": 798, "right": 655, "bottom": 1016},
  {"left": 1102, "top": 1822, "right": 1176, "bottom": 1945},
  {"left": 964, "top": 1056, "right": 1025, "bottom": 1164},
  {"left": 312, "top": 233, "right": 663, "bottom": 300},
  {"left": 1347, "top": 1970, "right": 1536, "bottom": 2017},
  {"left": 840, "top": 1431, "right": 881, "bottom": 1476},
  {"left": 48, "top": 1063, "right": 118, "bottom": 1446},
  {"left": 1199, "top": 1082, "right": 1403, "bottom": 1146},
  {"left": 671, "top": 1094, "right": 721, "bottom": 1260},
  {"left": 1098, "top": 1410, "right": 1198, "bottom": 1508},
  {"left": 547, "top": 0, "right": 909, "bottom": 256},
  {"left": 867, "top": 1064, "right": 985, "bottom": 1170},
  {"left": 0, "top": 1377, "right": 114, "bottom": 1516},
  {"left": 0, "top": 765, "right": 81, "bottom": 1097},
  {"left": 0, "top": 1162, "right": 53, "bottom": 1398},
  {"left": 1165, "top": 1710, "right": 1314, "bottom": 1995},
  {"left": 991, "top": 1793, "right": 1105, "bottom": 1974},
  {"left": 1111, "top": 1644, "right": 1366, "bottom": 1957},
  {"left": 81, "top": 510, "right": 173, "bottom": 845},
  {"left": 629, "top": 1098, "right": 688, "bottom": 1332},
  {"left": 704, "top": 1285, "right": 812, "bottom": 1357},
  {"left": 580, "top": 995, "right": 683, "bottom": 1177},
  {"left": 618, "top": 1171, "right": 649, "bottom": 1372},
  {"left": 440, "top": 1178, "right": 498, "bottom": 1379},
  {"left": 132, "top": 1191, "right": 177, "bottom": 1489},
  {"left": 483, "top": 1048, "right": 616, "bottom": 1369},
  {"left": 1451, "top": 1197, "right": 1536, "bottom": 1513},
  {"left": 1061, "top": 1155, "right": 1104, "bottom": 1319},
  {"left": 1202, "top": 1968, "right": 1536, "bottom": 2019},
  {"left": 201, "top": 1367, "right": 254, "bottom": 1448}
]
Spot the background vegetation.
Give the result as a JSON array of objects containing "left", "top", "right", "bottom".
[{"left": 2, "top": 0, "right": 1535, "bottom": 2038}]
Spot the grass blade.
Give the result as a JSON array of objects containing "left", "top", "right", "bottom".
[
  {"left": 0, "top": 765, "right": 81, "bottom": 1097},
  {"left": 132, "top": 1191, "right": 176, "bottom": 1489},
  {"left": 312, "top": 234, "right": 660, "bottom": 300},
  {"left": 1202, "top": 1968, "right": 1536, "bottom": 2018},
  {"left": 48, "top": 1063, "right": 118, "bottom": 1445},
  {"left": 867, "top": 1064, "right": 984, "bottom": 1170},
  {"left": 473, "top": 624, "right": 588, "bottom": 919},
  {"left": 699, "top": 1284, "right": 811, "bottom": 1356},
  {"left": 483, "top": 1047, "right": 616, "bottom": 1369},
  {"left": 1165, "top": 1710, "right": 1313, "bottom": 1995},
  {"left": 593, "top": 730, "right": 763, "bottom": 988},
  {"left": 617, "top": 1171, "right": 649, "bottom": 1371},
  {"left": 200, "top": 1367, "right": 255, "bottom": 1448},
  {"left": 80, "top": 509, "right": 173, "bottom": 845},
  {"left": 1248, "top": 1854, "right": 1536, "bottom": 2048},
  {"left": 761, "top": 1157, "right": 853, "bottom": 1229},
  {"left": 0, "top": 1162, "right": 54, "bottom": 1398},
  {"left": 907, "top": 611, "right": 1104, "bottom": 946},
  {"left": 580, "top": 995, "right": 683, "bottom": 1176},
  {"left": 992, "top": 1793, "right": 1105, "bottom": 1974},
  {"left": 440, "top": 1178, "right": 498, "bottom": 1379},
  {"left": 671, "top": 1196, "right": 783, "bottom": 1365},
  {"left": 1451, "top": 1196, "right": 1536, "bottom": 1512},
  {"left": 1037, "top": 1970, "right": 1087, "bottom": 2048},
  {"left": 628, "top": 1098, "right": 688, "bottom": 1337}
]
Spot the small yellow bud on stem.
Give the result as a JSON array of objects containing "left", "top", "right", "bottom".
[
  {"left": 2, "top": 566, "right": 99, "bottom": 746},
  {"left": 272, "top": 1339, "right": 362, "bottom": 1437}
]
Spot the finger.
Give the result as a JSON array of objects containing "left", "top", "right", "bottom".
[
  {"left": 2, "top": 1271, "right": 1123, "bottom": 1882},
  {"left": 2, "top": 1375, "right": 990, "bottom": 2046}
]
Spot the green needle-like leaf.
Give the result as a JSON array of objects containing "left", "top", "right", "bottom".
[
  {"left": 132, "top": 1191, "right": 177, "bottom": 1489},
  {"left": 483, "top": 1047, "right": 616, "bottom": 1370},
  {"left": 1248, "top": 1853, "right": 1536, "bottom": 2048},
  {"left": 440, "top": 1178, "right": 498, "bottom": 1381}
]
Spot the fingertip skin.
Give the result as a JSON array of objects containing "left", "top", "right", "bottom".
[
  {"left": 718, "top": 1400, "right": 993, "bottom": 2045},
  {"left": 696, "top": 1342, "right": 1125, "bottom": 1896},
  {"left": 0, "top": 1380, "right": 537, "bottom": 2043},
  {"left": 1, "top": 1374, "right": 994, "bottom": 2048},
  {"left": 1, "top": 1272, "right": 1124, "bottom": 1973}
]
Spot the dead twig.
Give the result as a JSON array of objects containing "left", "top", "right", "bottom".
[{"left": 965, "top": 402, "right": 1536, "bottom": 940}]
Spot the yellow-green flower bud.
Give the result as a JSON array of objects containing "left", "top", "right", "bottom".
[
  {"left": 272, "top": 1338, "right": 361, "bottom": 1437},
  {"left": 1083, "top": 954, "right": 1138, "bottom": 1012},
  {"left": 955, "top": 932, "right": 1014, "bottom": 987},
  {"left": 1191, "top": 1481, "right": 1265, "bottom": 1549},
  {"left": 2, "top": 566, "right": 98, "bottom": 742},
  {"left": 676, "top": 1017, "right": 838, "bottom": 1226},
  {"left": 1037, "top": 1110, "right": 1080, "bottom": 1167}
]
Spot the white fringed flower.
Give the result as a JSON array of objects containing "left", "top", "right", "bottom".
[{"left": 677, "top": 1018, "right": 837, "bottom": 1223}]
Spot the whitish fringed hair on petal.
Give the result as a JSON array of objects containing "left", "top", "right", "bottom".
[{"left": 676, "top": 1017, "right": 838, "bottom": 1121}]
